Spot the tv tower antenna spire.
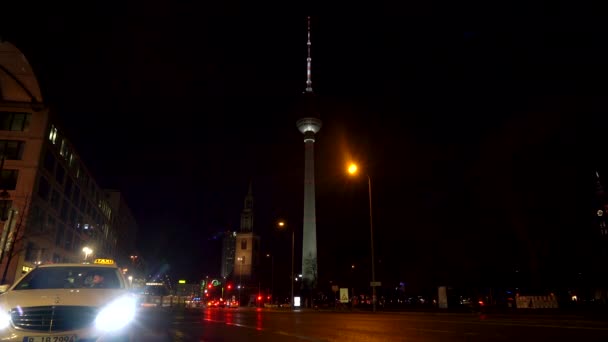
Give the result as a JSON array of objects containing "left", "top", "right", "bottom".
[{"left": 305, "top": 16, "right": 313, "bottom": 93}]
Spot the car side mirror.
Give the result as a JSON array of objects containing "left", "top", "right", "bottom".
[{"left": 0, "top": 284, "right": 11, "bottom": 294}]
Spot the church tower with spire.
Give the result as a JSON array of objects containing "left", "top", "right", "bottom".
[
  {"left": 240, "top": 181, "right": 254, "bottom": 232},
  {"left": 233, "top": 180, "right": 260, "bottom": 284}
]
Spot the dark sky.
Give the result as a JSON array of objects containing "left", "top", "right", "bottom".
[{"left": 1, "top": 2, "right": 598, "bottom": 292}]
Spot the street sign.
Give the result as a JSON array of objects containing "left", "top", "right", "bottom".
[
  {"left": 370, "top": 281, "right": 381, "bottom": 287},
  {"left": 339, "top": 288, "right": 349, "bottom": 303},
  {"left": 438, "top": 286, "right": 448, "bottom": 309},
  {"left": 331, "top": 285, "right": 339, "bottom": 292}
]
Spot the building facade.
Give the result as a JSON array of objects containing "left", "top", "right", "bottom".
[
  {"left": 0, "top": 40, "right": 134, "bottom": 284},
  {"left": 220, "top": 230, "right": 236, "bottom": 278},
  {"left": 105, "top": 190, "right": 138, "bottom": 268}
]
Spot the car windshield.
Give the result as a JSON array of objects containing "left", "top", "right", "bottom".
[{"left": 13, "top": 266, "right": 123, "bottom": 290}]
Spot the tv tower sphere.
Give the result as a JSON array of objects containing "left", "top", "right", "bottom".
[{"left": 296, "top": 117, "right": 322, "bottom": 135}]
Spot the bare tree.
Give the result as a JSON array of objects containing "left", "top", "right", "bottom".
[
  {"left": 303, "top": 254, "right": 318, "bottom": 307},
  {"left": 0, "top": 196, "right": 54, "bottom": 283}
]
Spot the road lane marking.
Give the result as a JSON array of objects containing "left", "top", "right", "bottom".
[
  {"left": 202, "top": 318, "right": 326, "bottom": 341},
  {"left": 274, "top": 330, "right": 326, "bottom": 341}
]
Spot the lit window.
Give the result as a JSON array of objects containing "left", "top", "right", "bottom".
[
  {"left": 59, "top": 139, "right": 68, "bottom": 157},
  {"left": 68, "top": 153, "right": 75, "bottom": 168},
  {"left": 49, "top": 125, "right": 58, "bottom": 144}
]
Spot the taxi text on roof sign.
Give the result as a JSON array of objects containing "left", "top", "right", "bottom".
[{"left": 94, "top": 258, "right": 115, "bottom": 265}]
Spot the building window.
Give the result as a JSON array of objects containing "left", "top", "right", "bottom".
[
  {"left": 48, "top": 125, "right": 58, "bottom": 144},
  {"left": 0, "top": 169, "right": 18, "bottom": 190},
  {"left": 46, "top": 215, "right": 56, "bottom": 235},
  {"left": 68, "top": 153, "right": 76, "bottom": 168},
  {"left": 69, "top": 207, "right": 77, "bottom": 226},
  {"left": 25, "top": 242, "right": 37, "bottom": 262},
  {"left": 55, "top": 165, "right": 65, "bottom": 185},
  {"left": 55, "top": 224, "right": 64, "bottom": 247},
  {"left": 83, "top": 174, "right": 89, "bottom": 189},
  {"left": 64, "top": 230, "right": 72, "bottom": 250},
  {"left": 73, "top": 185, "right": 80, "bottom": 203},
  {"left": 60, "top": 200, "right": 69, "bottom": 222},
  {"left": 59, "top": 139, "right": 68, "bottom": 157},
  {"left": 0, "top": 200, "right": 12, "bottom": 221},
  {"left": 37, "top": 175, "right": 50, "bottom": 200},
  {"left": 0, "top": 140, "right": 25, "bottom": 160},
  {"left": 0, "top": 112, "right": 31, "bottom": 131},
  {"left": 73, "top": 236, "right": 80, "bottom": 252},
  {"left": 79, "top": 197, "right": 85, "bottom": 212},
  {"left": 241, "top": 239, "right": 247, "bottom": 250},
  {"left": 27, "top": 205, "right": 45, "bottom": 233},
  {"left": 64, "top": 177, "right": 73, "bottom": 199},
  {"left": 43, "top": 149, "right": 55, "bottom": 174},
  {"left": 50, "top": 189, "right": 61, "bottom": 211}
]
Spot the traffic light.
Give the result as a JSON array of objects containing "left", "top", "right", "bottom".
[
  {"left": 208, "top": 284, "right": 212, "bottom": 289},
  {"left": 227, "top": 284, "right": 232, "bottom": 290},
  {"left": 257, "top": 296, "right": 262, "bottom": 301}
]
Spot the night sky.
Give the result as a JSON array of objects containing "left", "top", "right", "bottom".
[{"left": 1, "top": 3, "right": 596, "bottom": 292}]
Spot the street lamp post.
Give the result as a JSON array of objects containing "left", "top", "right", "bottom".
[
  {"left": 347, "top": 163, "right": 377, "bottom": 313},
  {"left": 277, "top": 220, "right": 294, "bottom": 308},
  {"left": 237, "top": 257, "right": 244, "bottom": 305},
  {"left": 266, "top": 253, "right": 274, "bottom": 303}
]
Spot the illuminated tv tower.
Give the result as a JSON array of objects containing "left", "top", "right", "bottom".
[{"left": 296, "top": 16, "right": 322, "bottom": 296}]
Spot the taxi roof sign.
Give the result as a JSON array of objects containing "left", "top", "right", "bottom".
[{"left": 93, "top": 258, "right": 115, "bottom": 265}]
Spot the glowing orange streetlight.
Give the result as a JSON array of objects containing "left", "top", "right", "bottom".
[{"left": 347, "top": 163, "right": 358, "bottom": 175}]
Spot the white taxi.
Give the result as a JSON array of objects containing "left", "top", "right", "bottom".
[{"left": 0, "top": 259, "right": 137, "bottom": 342}]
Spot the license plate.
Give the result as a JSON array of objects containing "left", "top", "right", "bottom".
[{"left": 23, "top": 336, "right": 77, "bottom": 342}]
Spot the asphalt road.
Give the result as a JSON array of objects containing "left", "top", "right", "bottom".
[{"left": 133, "top": 307, "right": 608, "bottom": 341}]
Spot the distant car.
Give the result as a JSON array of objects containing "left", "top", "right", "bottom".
[{"left": 0, "top": 258, "right": 136, "bottom": 341}]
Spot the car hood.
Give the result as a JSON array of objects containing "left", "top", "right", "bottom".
[{"left": 0, "top": 289, "right": 128, "bottom": 309}]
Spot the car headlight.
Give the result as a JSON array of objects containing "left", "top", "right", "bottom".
[
  {"left": 0, "top": 310, "right": 10, "bottom": 330},
  {"left": 95, "top": 296, "right": 137, "bottom": 332}
]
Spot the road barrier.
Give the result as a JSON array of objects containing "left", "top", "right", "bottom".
[{"left": 515, "top": 294, "right": 559, "bottom": 309}]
